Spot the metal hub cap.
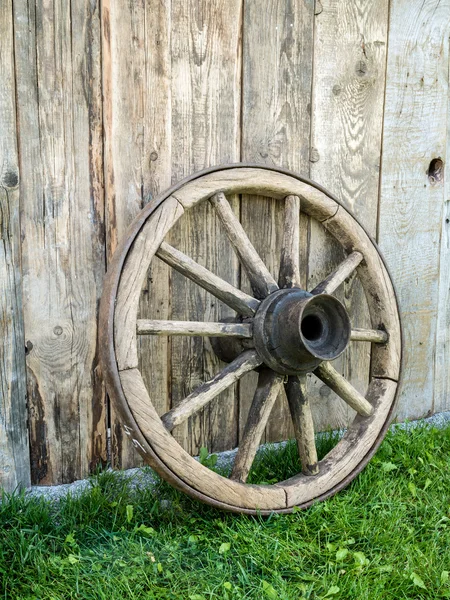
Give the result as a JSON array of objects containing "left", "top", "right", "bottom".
[{"left": 253, "top": 288, "right": 351, "bottom": 375}]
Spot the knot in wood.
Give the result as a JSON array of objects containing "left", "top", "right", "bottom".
[{"left": 2, "top": 170, "right": 19, "bottom": 189}]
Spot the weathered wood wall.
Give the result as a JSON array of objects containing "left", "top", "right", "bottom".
[{"left": 1, "top": 0, "right": 449, "bottom": 489}]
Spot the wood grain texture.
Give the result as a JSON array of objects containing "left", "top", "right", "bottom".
[
  {"left": 114, "top": 198, "right": 184, "bottom": 371},
  {"left": 136, "top": 320, "right": 253, "bottom": 338},
  {"left": 240, "top": 0, "right": 314, "bottom": 444},
  {"left": 308, "top": 0, "right": 389, "bottom": 432},
  {"left": 210, "top": 192, "right": 278, "bottom": 298},
  {"left": 378, "top": 0, "right": 450, "bottom": 419},
  {"left": 314, "top": 362, "right": 373, "bottom": 417},
  {"left": 311, "top": 251, "right": 363, "bottom": 295},
  {"left": 161, "top": 350, "right": 262, "bottom": 432},
  {"left": 172, "top": 168, "right": 337, "bottom": 218},
  {"left": 279, "top": 195, "right": 301, "bottom": 289},
  {"left": 0, "top": 0, "right": 30, "bottom": 492},
  {"left": 102, "top": 0, "right": 172, "bottom": 468},
  {"left": 231, "top": 369, "right": 283, "bottom": 483},
  {"left": 435, "top": 55, "right": 450, "bottom": 414},
  {"left": 350, "top": 328, "right": 388, "bottom": 343},
  {"left": 168, "top": 0, "right": 242, "bottom": 455},
  {"left": 156, "top": 242, "right": 259, "bottom": 317},
  {"left": 285, "top": 377, "right": 318, "bottom": 475},
  {"left": 14, "top": 0, "right": 106, "bottom": 484},
  {"left": 321, "top": 207, "right": 401, "bottom": 381}
]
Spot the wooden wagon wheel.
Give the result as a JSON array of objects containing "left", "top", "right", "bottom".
[{"left": 99, "top": 164, "right": 402, "bottom": 514}]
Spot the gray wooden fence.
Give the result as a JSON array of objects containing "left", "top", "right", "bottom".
[{"left": 1, "top": 0, "right": 449, "bottom": 491}]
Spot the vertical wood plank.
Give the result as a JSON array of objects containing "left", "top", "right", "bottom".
[
  {"left": 169, "top": 0, "right": 242, "bottom": 455},
  {"left": 0, "top": 0, "right": 30, "bottom": 491},
  {"left": 240, "top": 0, "right": 314, "bottom": 443},
  {"left": 102, "top": 0, "right": 172, "bottom": 469},
  {"left": 435, "top": 56, "right": 450, "bottom": 414},
  {"left": 308, "top": 0, "right": 389, "bottom": 431},
  {"left": 379, "top": 0, "right": 450, "bottom": 420},
  {"left": 14, "top": 0, "right": 106, "bottom": 484}
]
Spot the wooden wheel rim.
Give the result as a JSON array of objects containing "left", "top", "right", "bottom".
[{"left": 99, "top": 164, "right": 402, "bottom": 514}]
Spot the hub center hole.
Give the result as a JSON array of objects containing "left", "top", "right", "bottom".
[{"left": 301, "top": 314, "right": 323, "bottom": 342}]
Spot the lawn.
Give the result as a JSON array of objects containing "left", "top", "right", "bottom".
[{"left": 2, "top": 424, "right": 450, "bottom": 600}]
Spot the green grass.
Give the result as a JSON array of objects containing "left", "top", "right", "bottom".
[{"left": 2, "top": 424, "right": 450, "bottom": 599}]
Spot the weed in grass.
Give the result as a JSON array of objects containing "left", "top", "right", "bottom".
[{"left": 1, "top": 424, "right": 450, "bottom": 599}]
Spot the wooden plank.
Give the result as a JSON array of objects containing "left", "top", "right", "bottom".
[
  {"left": 102, "top": 0, "right": 172, "bottom": 467},
  {"left": 308, "top": 0, "right": 389, "bottom": 431},
  {"left": 378, "top": 0, "right": 450, "bottom": 420},
  {"left": 0, "top": 0, "right": 30, "bottom": 491},
  {"left": 169, "top": 0, "right": 242, "bottom": 455},
  {"left": 240, "top": 0, "right": 314, "bottom": 444},
  {"left": 13, "top": 0, "right": 106, "bottom": 483},
  {"left": 435, "top": 55, "right": 450, "bottom": 414}
]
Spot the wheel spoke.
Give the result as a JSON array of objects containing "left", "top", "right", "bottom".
[
  {"left": 285, "top": 376, "right": 319, "bottom": 475},
  {"left": 161, "top": 350, "right": 262, "bottom": 431},
  {"left": 230, "top": 369, "right": 283, "bottom": 483},
  {"left": 314, "top": 362, "right": 373, "bottom": 417},
  {"left": 210, "top": 192, "right": 278, "bottom": 298},
  {"left": 311, "top": 251, "right": 363, "bottom": 295},
  {"left": 279, "top": 195, "right": 301, "bottom": 288},
  {"left": 137, "top": 319, "right": 253, "bottom": 338},
  {"left": 350, "top": 328, "right": 388, "bottom": 343},
  {"left": 156, "top": 241, "right": 260, "bottom": 317}
]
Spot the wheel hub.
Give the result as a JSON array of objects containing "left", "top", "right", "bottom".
[{"left": 253, "top": 288, "right": 351, "bottom": 375}]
